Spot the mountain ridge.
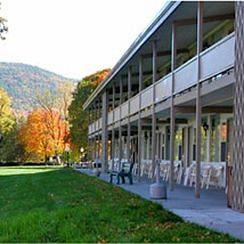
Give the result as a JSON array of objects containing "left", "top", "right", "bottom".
[{"left": 0, "top": 62, "right": 77, "bottom": 111}]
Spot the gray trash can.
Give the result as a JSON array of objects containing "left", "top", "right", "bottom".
[
  {"left": 149, "top": 159, "right": 167, "bottom": 199},
  {"left": 150, "top": 182, "right": 167, "bottom": 199}
]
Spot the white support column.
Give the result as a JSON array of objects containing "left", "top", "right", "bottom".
[
  {"left": 127, "top": 67, "right": 132, "bottom": 163},
  {"left": 170, "top": 23, "right": 176, "bottom": 191},
  {"left": 152, "top": 40, "right": 157, "bottom": 177},
  {"left": 146, "top": 132, "right": 150, "bottom": 160},
  {"left": 141, "top": 131, "right": 145, "bottom": 162},
  {"left": 92, "top": 105, "right": 95, "bottom": 146},
  {"left": 195, "top": 1, "right": 203, "bottom": 198},
  {"left": 111, "top": 83, "right": 115, "bottom": 169},
  {"left": 119, "top": 77, "right": 123, "bottom": 170},
  {"left": 156, "top": 132, "right": 160, "bottom": 159},
  {"left": 138, "top": 56, "right": 143, "bottom": 179},
  {"left": 96, "top": 101, "right": 100, "bottom": 152},
  {"left": 95, "top": 102, "right": 99, "bottom": 159},
  {"left": 87, "top": 108, "right": 91, "bottom": 160},
  {"left": 159, "top": 130, "right": 163, "bottom": 160},
  {"left": 102, "top": 91, "right": 108, "bottom": 172}
]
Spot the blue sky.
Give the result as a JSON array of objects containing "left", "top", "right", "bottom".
[{"left": 0, "top": 0, "right": 166, "bottom": 79}]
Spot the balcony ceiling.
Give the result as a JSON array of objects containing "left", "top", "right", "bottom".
[{"left": 125, "top": 1, "right": 234, "bottom": 85}]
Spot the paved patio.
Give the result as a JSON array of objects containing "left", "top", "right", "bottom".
[{"left": 76, "top": 169, "right": 244, "bottom": 240}]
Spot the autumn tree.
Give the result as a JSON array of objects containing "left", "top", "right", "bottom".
[
  {"left": 56, "top": 81, "right": 75, "bottom": 120},
  {"left": 0, "top": 122, "right": 25, "bottom": 162},
  {"left": 0, "top": 88, "right": 23, "bottom": 162},
  {"left": 0, "top": 88, "right": 15, "bottom": 133},
  {"left": 22, "top": 79, "right": 74, "bottom": 161},
  {"left": 68, "top": 69, "right": 110, "bottom": 159},
  {"left": 19, "top": 108, "right": 69, "bottom": 162},
  {"left": 28, "top": 80, "right": 74, "bottom": 119}
]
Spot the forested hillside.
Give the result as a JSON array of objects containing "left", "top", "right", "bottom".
[
  {"left": 0, "top": 62, "right": 110, "bottom": 162},
  {"left": 0, "top": 62, "right": 76, "bottom": 111}
]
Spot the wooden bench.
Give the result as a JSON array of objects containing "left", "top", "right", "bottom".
[{"left": 109, "top": 162, "right": 134, "bottom": 185}]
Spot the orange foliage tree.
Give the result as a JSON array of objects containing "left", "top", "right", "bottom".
[
  {"left": 82, "top": 68, "right": 110, "bottom": 87},
  {"left": 68, "top": 68, "right": 110, "bottom": 159},
  {"left": 19, "top": 108, "right": 69, "bottom": 162}
]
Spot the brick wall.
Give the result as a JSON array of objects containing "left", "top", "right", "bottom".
[{"left": 233, "top": 1, "right": 244, "bottom": 212}]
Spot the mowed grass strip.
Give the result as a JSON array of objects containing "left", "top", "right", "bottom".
[{"left": 0, "top": 167, "right": 237, "bottom": 243}]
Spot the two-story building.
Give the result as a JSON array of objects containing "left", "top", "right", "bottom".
[{"left": 83, "top": 1, "right": 244, "bottom": 213}]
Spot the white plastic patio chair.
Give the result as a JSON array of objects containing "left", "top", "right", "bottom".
[{"left": 201, "top": 165, "right": 212, "bottom": 189}]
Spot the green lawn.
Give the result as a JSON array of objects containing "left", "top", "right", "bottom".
[{"left": 0, "top": 167, "right": 236, "bottom": 243}]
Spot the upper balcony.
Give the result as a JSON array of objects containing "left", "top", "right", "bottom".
[{"left": 89, "top": 32, "right": 234, "bottom": 135}]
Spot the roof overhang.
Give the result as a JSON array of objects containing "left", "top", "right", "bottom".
[{"left": 83, "top": 1, "right": 181, "bottom": 110}]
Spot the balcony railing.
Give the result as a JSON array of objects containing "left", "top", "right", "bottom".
[
  {"left": 130, "top": 94, "right": 140, "bottom": 115},
  {"left": 89, "top": 32, "right": 234, "bottom": 134},
  {"left": 200, "top": 33, "right": 234, "bottom": 80},
  {"left": 141, "top": 86, "right": 154, "bottom": 110},
  {"left": 121, "top": 101, "right": 129, "bottom": 118},
  {"left": 155, "top": 73, "right": 172, "bottom": 103},
  {"left": 108, "top": 111, "right": 113, "bottom": 125},
  {"left": 114, "top": 107, "right": 120, "bottom": 122},
  {"left": 174, "top": 57, "right": 198, "bottom": 94}
]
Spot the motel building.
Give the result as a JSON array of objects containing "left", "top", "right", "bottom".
[{"left": 83, "top": 1, "right": 244, "bottom": 213}]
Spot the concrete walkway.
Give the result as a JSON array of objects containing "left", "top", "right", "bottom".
[{"left": 76, "top": 169, "right": 244, "bottom": 240}]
